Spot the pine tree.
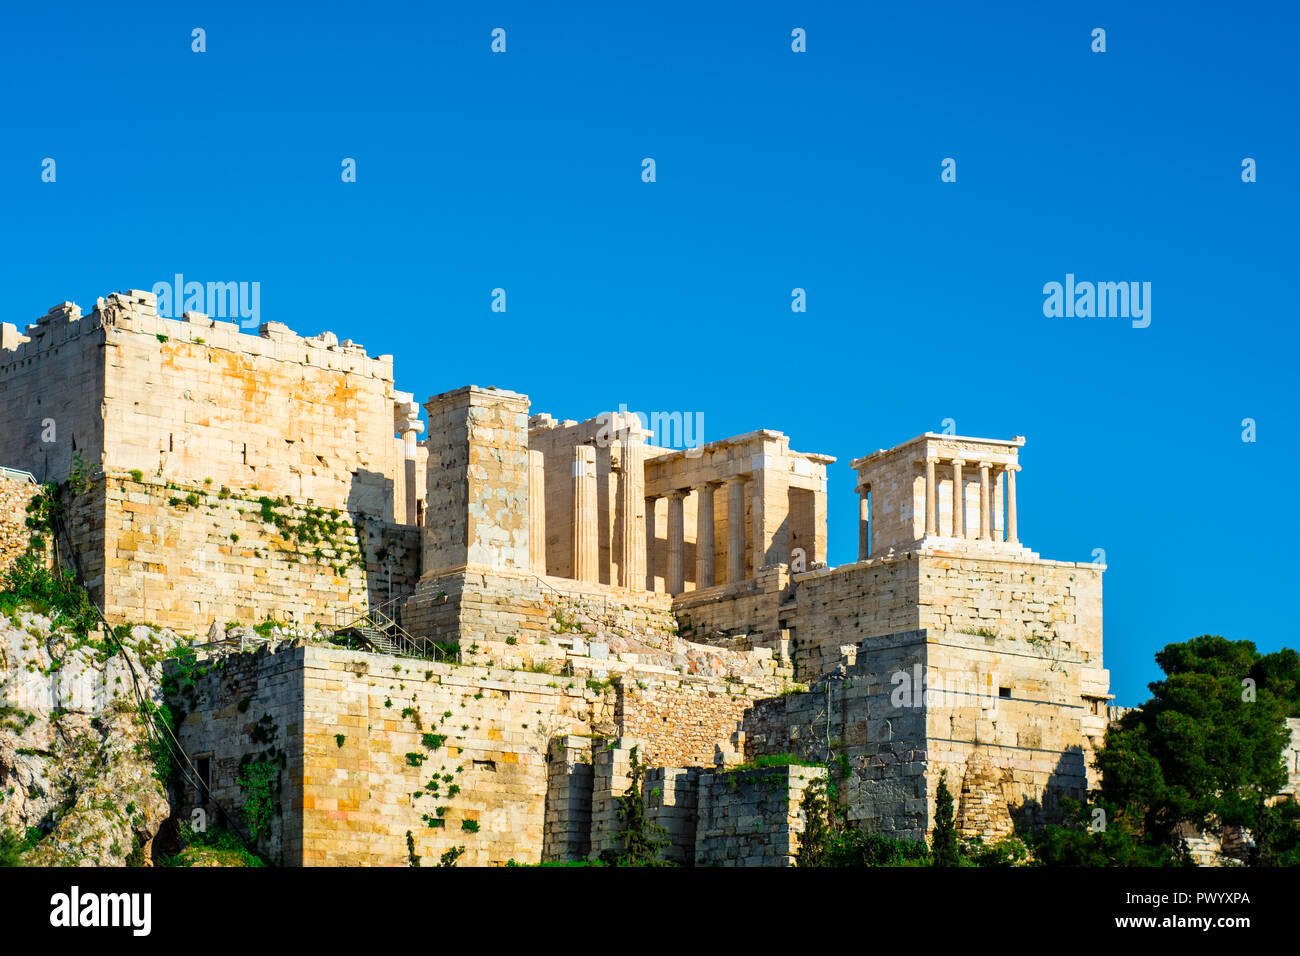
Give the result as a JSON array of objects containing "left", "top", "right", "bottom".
[{"left": 931, "top": 770, "right": 960, "bottom": 866}]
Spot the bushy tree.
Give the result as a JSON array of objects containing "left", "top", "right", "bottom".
[{"left": 1035, "top": 635, "right": 1300, "bottom": 864}]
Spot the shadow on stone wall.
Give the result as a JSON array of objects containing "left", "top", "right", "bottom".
[{"left": 1010, "top": 743, "right": 1087, "bottom": 835}]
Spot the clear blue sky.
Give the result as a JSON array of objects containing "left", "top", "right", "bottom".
[{"left": 2, "top": 2, "right": 1296, "bottom": 705}]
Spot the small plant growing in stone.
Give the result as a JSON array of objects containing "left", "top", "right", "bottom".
[
  {"left": 438, "top": 846, "right": 465, "bottom": 866},
  {"left": 335, "top": 734, "right": 346, "bottom": 748},
  {"left": 461, "top": 819, "right": 480, "bottom": 833}
]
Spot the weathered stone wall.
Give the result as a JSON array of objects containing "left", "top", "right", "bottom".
[
  {"left": 788, "top": 557, "right": 920, "bottom": 679},
  {"left": 542, "top": 734, "right": 594, "bottom": 862},
  {"left": 421, "top": 386, "right": 531, "bottom": 578},
  {"left": 0, "top": 477, "right": 40, "bottom": 578},
  {"left": 646, "top": 765, "right": 699, "bottom": 863},
  {"left": 301, "top": 647, "right": 609, "bottom": 867},
  {"left": 404, "top": 567, "right": 679, "bottom": 662},
  {"left": 3, "top": 292, "right": 413, "bottom": 519},
  {"left": 64, "top": 474, "right": 419, "bottom": 634},
  {"left": 694, "top": 764, "right": 826, "bottom": 866},
  {"left": 180, "top": 645, "right": 623, "bottom": 866},
  {"left": 742, "top": 625, "right": 1094, "bottom": 842},
  {"left": 789, "top": 552, "right": 1105, "bottom": 687},
  {"left": 173, "top": 641, "right": 306, "bottom": 865},
  {"left": 616, "top": 677, "right": 756, "bottom": 769},
  {"left": 0, "top": 304, "right": 106, "bottom": 485},
  {"left": 672, "top": 567, "right": 790, "bottom": 645}
]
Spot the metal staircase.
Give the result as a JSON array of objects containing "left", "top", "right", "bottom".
[{"left": 334, "top": 597, "right": 440, "bottom": 660}]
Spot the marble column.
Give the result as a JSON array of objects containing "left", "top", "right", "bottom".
[
  {"left": 727, "top": 477, "right": 746, "bottom": 585},
  {"left": 1006, "top": 463, "right": 1019, "bottom": 544},
  {"left": 858, "top": 483, "right": 871, "bottom": 559},
  {"left": 528, "top": 449, "right": 547, "bottom": 573},
  {"left": 951, "top": 459, "right": 965, "bottom": 539},
  {"left": 667, "top": 489, "right": 687, "bottom": 595},
  {"left": 696, "top": 482, "right": 716, "bottom": 589},
  {"left": 979, "top": 461, "right": 992, "bottom": 541},
  {"left": 924, "top": 456, "right": 938, "bottom": 537},
  {"left": 644, "top": 496, "right": 658, "bottom": 591},
  {"left": 618, "top": 434, "right": 646, "bottom": 589},
  {"left": 572, "top": 445, "right": 597, "bottom": 582}
]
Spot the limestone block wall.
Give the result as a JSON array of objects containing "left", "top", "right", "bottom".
[
  {"left": 298, "top": 648, "right": 604, "bottom": 867},
  {"left": 587, "top": 741, "right": 701, "bottom": 864},
  {"left": 173, "top": 642, "right": 306, "bottom": 865},
  {"left": 542, "top": 734, "right": 594, "bottom": 862},
  {"left": 589, "top": 738, "right": 638, "bottom": 859},
  {"left": 0, "top": 477, "right": 40, "bottom": 577},
  {"left": 422, "top": 386, "right": 531, "bottom": 578},
  {"left": 672, "top": 566, "right": 790, "bottom": 645},
  {"left": 694, "top": 764, "right": 826, "bottom": 866},
  {"left": 0, "top": 304, "right": 106, "bottom": 484},
  {"left": 403, "top": 567, "right": 678, "bottom": 664},
  {"left": 923, "top": 628, "right": 1091, "bottom": 831},
  {"left": 742, "top": 627, "right": 1093, "bottom": 841},
  {"left": 616, "top": 677, "right": 756, "bottom": 769},
  {"left": 788, "top": 557, "right": 920, "bottom": 679},
  {"left": 915, "top": 555, "right": 1104, "bottom": 666},
  {"left": 65, "top": 475, "right": 419, "bottom": 634},
  {"left": 645, "top": 766, "right": 699, "bottom": 863},
  {"left": 789, "top": 552, "right": 1105, "bottom": 687},
  {"left": 180, "top": 645, "right": 613, "bottom": 866}
]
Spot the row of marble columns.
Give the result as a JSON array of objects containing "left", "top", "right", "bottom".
[
  {"left": 856, "top": 458, "right": 1020, "bottom": 557},
  {"left": 922, "top": 456, "right": 1019, "bottom": 543},
  {"left": 649, "top": 475, "right": 750, "bottom": 594},
  {"left": 529, "top": 444, "right": 765, "bottom": 595}
]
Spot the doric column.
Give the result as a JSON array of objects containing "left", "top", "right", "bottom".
[
  {"left": 529, "top": 449, "right": 547, "bottom": 573},
  {"left": 924, "top": 457, "right": 938, "bottom": 537},
  {"left": 727, "top": 477, "right": 746, "bottom": 584},
  {"left": 618, "top": 434, "right": 646, "bottom": 589},
  {"left": 858, "top": 483, "right": 871, "bottom": 560},
  {"left": 667, "top": 489, "right": 687, "bottom": 594},
  {"left": 1006, "top": 463, "right": 1019, "bottom": 544},
  {"left": 696, "top": 482, "right": 716, "bottom": 589},
  {"left": 978, "top": 461, "right": 992, "bottom": 541},
  {"left": 951, "top": 459, "right": 965, "bottom": 538},
  {"left": 644, "top": 496, "right": 658, "bottom": 591},
  {"left": 572, "top": 445, "right": 597, "bottom": 582}
]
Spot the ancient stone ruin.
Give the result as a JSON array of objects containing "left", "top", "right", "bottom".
[{"left": 1, "top": 290, "right": 1122, "bottom": 865}]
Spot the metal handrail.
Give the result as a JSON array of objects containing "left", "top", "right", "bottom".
[
  {"left": 334, "top": 596, "right": 441, "bottom": 660},
  {"left": 0, "top": 466, "right": 38, "bottom": 484}
]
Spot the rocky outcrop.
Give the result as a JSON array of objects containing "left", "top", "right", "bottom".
[{"left": 0, "top": 610, "right": 184, "bottom": 865}]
